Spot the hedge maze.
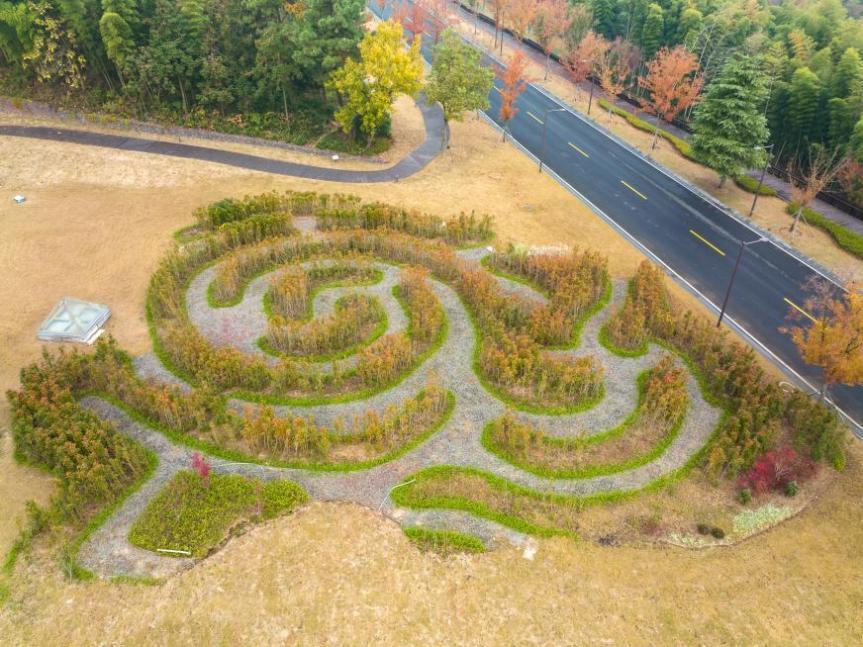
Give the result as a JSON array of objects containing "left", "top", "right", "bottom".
[{"left": 8, "top": 191, "right": 844, "bottom": 577}]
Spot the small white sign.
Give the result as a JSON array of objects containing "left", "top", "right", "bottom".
[{"left": 13, "top": 195, "right": 25, "bottom": 204}]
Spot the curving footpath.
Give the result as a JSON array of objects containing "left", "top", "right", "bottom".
[
  {"left": 0, "top": 94, "right": 447, "bottom": 182},
  {"left": 75, "top": 227, "right": 721, "bottom": 580}
]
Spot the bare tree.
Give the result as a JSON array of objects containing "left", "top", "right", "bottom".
[{"left": 788, "top": 150, "right": 845, "bottom": 233}]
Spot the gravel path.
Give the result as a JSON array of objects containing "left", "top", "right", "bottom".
[{"left": 77, "top": 239, "right": 722, "bottom": 578}]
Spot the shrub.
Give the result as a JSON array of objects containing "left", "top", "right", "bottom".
[
  {"left": 734, "top": 175, "right": 778, "bottom": 196},
  {"left": 784, "top": 481, "right": 799, "bottom": 497},
  {"left": 195, "top": 192, "right": 286, "bottom": 228},
  {"left": 7, "top": 347, "right": 151, "bottom": 523},
  {"left": 784, "top": 390, "right": 846, "bottom": 470},
  {"left": 737, "top": 488, "right": 752, "bottom": 504},
  {"left": 786, "top": 202, "right": 863, "bottom": 260},
  {"left": 738, "top": 447, "right": 818, "bottom": 496},
  {"left": 356, "top": 333, "right": 413, "bottom": 386},
  {"left": 604, "top": 260, "right": 845, "bottom": 479},
  {"left": 710, "top": 526, "right": 725, "bottom": 539},
  {"left": 268, "top": 266, "right": 309, "bottom": 319},
  {"left": 128, "top": 471, "right": 307, "bottom": 558},
  {"left": 696, "top": 522, "right": 711, "bottom": 535},
  {"left": 399, "top": 267, "right": 444, "bottom": 343},
  {"left": 317, "top": 201, "right": 493, "bottom": 245},
  {"left": 265, "top": 293, "right": 384, "bottom": 357}
]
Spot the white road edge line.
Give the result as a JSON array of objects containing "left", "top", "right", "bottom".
[{"left": 476, "top": 109, "right": 863, "bottom": 437}]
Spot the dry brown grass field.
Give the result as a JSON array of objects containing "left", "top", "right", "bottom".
[{"left": 1, "top": 98, "right": 861, "bottom": 645}]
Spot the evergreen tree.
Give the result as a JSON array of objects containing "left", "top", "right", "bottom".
[
  {"left": 640, "top": 3, "right": 664, "bottom": 58},
  {"left": 786, "top": 66, "right": 822, "bottom": 151},
  {"left": 827, "top": 97, "right": 856, "bottom": 151},
  {"left": 851, "top": 115, "right": 863, "bottom": 162},
  {"left": 690, "top": 54, "right": 769, "bottom": 186},
  {"left": 590, "top": 0, "right": 618, "bottom": 40},
  {"left": 676, "top": 5, "right": 702, "bottom": 48},
  {"left": 833, "top": 47, "right": 863, "bottom": 98},
  {"left": 286, "top": 0, "right": 365, "bottom": 90}
]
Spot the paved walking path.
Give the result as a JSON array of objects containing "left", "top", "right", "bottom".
[
  {"left": 0, "top": 94, "right": 447, "bottom": 183},
  {"left": 76, "top": 230, "right": 720, "bottom": 579}
]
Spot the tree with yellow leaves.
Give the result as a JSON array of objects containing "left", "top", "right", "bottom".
[
  {"left": 327, "top": 20, "right": 423, "bottom": 145},
  {"left": 786, "top": 278, "right": 863, "bottom": 400}
]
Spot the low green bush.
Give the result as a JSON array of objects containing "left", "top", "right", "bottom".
[
  {"left": 403, "top": 527, "right": 486, "bottom": 556},
  {"left": 128, "top": 471, "right": 307, "bottom": 558},
  {"left": 733, "top": 175, "right": 778, "bottom": 196},
  {"left": 786, "top": 202, "right": 863, "bottom": 260}
]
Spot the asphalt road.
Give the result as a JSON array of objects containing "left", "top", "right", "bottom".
[{"left": 371, "top": 1, "right": 863, "bottom": 432}]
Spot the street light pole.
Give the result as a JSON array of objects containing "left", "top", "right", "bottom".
[
  {"left": 747, "top": 143, "right": 775, "bottom": 219},
  {"left": 539, "top": 107, "right": 566, "bottom": 173},
  {"left": 716, "top": 236, "right": 768, "bottom": 328}
]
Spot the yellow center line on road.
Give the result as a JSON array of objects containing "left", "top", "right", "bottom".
[
  {"left": 527, "top": 111, "right": 544, "bottom": 125},
  {"left": 620, "top": 180, "right": 647, "bottom": 200},
  {"left": 784, "top": 297, "right": 817, "bottom": 323},
  {"left": 568, "top": 142, "right": 590, "bottom": 158},
  {"left": 689, "top": 229, "right": 726, "bottom": 256}
]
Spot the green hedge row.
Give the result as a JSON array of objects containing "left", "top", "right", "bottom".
[{"left": 787, "top": 202, "right": 863, "bottom": 259}]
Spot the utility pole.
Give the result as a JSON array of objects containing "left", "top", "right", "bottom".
[
  {"left": 717, "top": 237, "right": 768, "bottom": 328},
  {"left": 748, "top": 143, "right": 775, "bottom": 219}
]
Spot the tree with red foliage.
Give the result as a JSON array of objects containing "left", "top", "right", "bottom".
[
  {"left": 191, "top": 451, "right": 211, "bottom": 488},
  {"left": 597, "top": 38, "right": 638, "bottom": 116},
  {"left": 562, "top": 30, "right": 609, "bottom": 105},
  {"left": 535, "top": 0, "right": 571, "bottom": 80},
  {"left": 639, "top": 45, "right": 703, "bottom": 150},
  {"left": 739, "top": 446, "right": 817, "bottom": 495},
  {"left": 394, "top": 0, "right": 428, "bottom": 43},
  {"left": 497, "top": 50, "right": 530, "bottom": 142},
  {"left": 507, "top": 0, "right": 538, "bottom": 44}
]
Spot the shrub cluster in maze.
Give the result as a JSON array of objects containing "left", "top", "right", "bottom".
[{"left": 601, "top": 262, "right": 846, "bottom": 477}]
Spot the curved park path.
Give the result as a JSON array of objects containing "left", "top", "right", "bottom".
[
  {"left": 76, "top": 224, "right": 721, "bottom": 580},
  {"left": 0, "top": 95, "right": 447, "bottom": 183}
]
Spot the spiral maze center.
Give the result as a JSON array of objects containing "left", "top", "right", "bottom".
[{"left": 64, "top": 193, "right": 721, "bottom": 577}]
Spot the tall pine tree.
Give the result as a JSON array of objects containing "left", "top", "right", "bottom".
[{"left": 690, "top": 54, "right": 769, "bottom": 186}]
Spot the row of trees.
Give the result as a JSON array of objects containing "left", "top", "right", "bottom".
[
  {"left": 449, "top": 0, "right": 863, "bottom": 203},
  {"left": 0, "top": 0, "right": 369, "bottom": 140}
]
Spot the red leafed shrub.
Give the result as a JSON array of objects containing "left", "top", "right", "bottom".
[
  {"left": 738, "top": 447, "right": 818, "bottom": 495},
  {"left": 191, "top": 452, "right": 212, "bottom": 487}
]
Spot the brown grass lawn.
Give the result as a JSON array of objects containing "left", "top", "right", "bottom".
[{"left": 1, "top": 98, "right": 861, "bottom": 644}]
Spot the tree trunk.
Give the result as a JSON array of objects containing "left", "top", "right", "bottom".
[
  {"left": 177, "top": 76, "right": 188, "bottom": 116},
  {"left": 651, "top": 118, "right": 660, "bottom": 150},
  {"left": 718, "top": 175, "right": 726, "bottom": 188},
  {"left": 282, "top": 87, "right": 289, "bottom": 122},
  {"left": 790, "top": 206, "right": 803, "bottom": 233}
]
